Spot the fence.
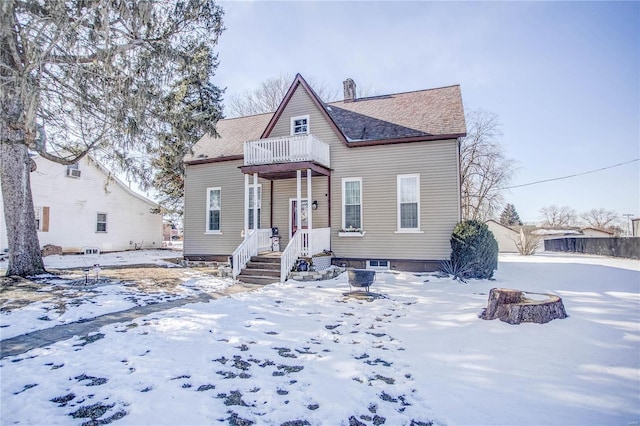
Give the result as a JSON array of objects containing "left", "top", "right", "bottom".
[{"left": 544, "top": 237, "right": 640, "bottom": 260}]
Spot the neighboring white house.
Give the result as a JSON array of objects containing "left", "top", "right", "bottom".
[
  {"left": 579, "top": 227, "right": 614, "bottom": 238},
  {"left": 486, "top": 220, "right": 519, "bottom": 253},
  {"left": 0, "top": 154, "right": 163, "bottom": 255}
]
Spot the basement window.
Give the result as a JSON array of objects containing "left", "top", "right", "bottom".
[{"left": 367, "top": 260, "right": 389, "bottom": 270}]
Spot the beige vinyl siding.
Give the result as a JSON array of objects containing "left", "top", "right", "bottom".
[
  {"left": 270, "top": 84, "right": 460, "bottom": 261},
  {"left": 183, "top": 160, "right": 271, "bottom": 256},
  {"left": 184, "top": 83, "right": 461, "bottom": 263},
  {"left": 330, "top": 139, "right": 460, "bottom": 260},
  {"left": 270, "top": 177, "right": 330, "bottom": 247}
]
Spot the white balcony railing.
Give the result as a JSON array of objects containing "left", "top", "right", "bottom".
[{"left": 244, "top": 134, "right": 330, "bottom": 168}]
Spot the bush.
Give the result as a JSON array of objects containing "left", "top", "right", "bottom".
[{"left": 450, "top": 220, "right": 498, "bottom": 279}]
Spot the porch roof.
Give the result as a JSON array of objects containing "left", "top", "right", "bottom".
[{"left": 239, "top": 161, "right": 331, "bottom": 180}]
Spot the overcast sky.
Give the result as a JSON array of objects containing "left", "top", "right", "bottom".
[{"left": 213, "top": 1, "right": 639, "bottom": 225}]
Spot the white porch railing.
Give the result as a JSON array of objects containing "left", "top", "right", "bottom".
[
  {"left": 280, "top": 228, "right": 331, "bottom": 281},
  {"left": 280, "top": 231, "right": 303, "bottom": 282},
  {"left": 244, "top": 134, "right": 330, "bottom": 168},
  {"left": 232, "top": 229, "right": 271, "bottom": 279},
  {"left": 307, "top": 228, "right": 331, "bottom": 257}
]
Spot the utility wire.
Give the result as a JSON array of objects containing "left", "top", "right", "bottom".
[{"left": 503, "top": 158, "right": 639, "bottom": 190}]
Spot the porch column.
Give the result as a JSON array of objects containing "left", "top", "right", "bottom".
[
  {"left": 296, "top": 169, "right": 302, "bottom": 233},
  {"left": 252, "top": 172, "right": 258, "bottom": 232},
  {"left": 244, "top": 173, "right": 249, "bottom": 240},
  {"left": 307, "top": 168, "right": 313, "bottom": 253}
]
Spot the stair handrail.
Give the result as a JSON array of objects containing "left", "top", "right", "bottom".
[
  {"left": 232, "top": 229, "right": 271, "bottom": 279},
  {"left": 280, "top": 230, "right": 305, "bottom": 282}
]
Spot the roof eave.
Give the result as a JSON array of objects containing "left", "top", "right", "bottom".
[
  {"left": 345, "top": 133, "right": 466, "bottom": 147},
  {"left": 184, "top": 154, "right": 244, "bottom": 166},
  {"left": 261, "top": 74, "right": 349, "bottom": 145}
]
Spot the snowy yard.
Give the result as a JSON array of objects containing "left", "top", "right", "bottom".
[{"left": 1, "top": 252, "right": 639, "bottom": 425}]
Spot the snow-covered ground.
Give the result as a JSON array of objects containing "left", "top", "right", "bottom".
[
  {"left": 1, "top": 252, "right": 639, "bottom": 425},
  {"left": 0, "top": 250, "right": 231, "bottom": 339}
]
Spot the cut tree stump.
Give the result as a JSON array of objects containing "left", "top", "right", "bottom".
[{"left": 480, "top": 288, "right": 567, "bottom": 325}]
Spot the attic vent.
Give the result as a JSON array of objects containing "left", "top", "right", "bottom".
[{"left": 343, "top": 78, "right": 356, "bottom": 103}]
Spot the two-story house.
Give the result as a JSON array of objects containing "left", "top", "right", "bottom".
[{"left": 183, "top": 74, "right": 466, "bottom": 283}]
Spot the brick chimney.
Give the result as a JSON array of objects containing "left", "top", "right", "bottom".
[{"left": 343, "top": 78, "right": 356, "bottom": 102}]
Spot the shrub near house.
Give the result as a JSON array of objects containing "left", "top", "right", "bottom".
[{"left": 450, "top": 220, "right": 498, "bottom": 280}]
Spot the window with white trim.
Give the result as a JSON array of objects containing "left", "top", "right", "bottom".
[
  {"left": 342, "top": 177, "right": 362, "bottom": 231},
  {"left": 206, "top": 187, "right": 221, "bottom": 232},
  {"left": 290, "top": 115, "right": 309, "bottom": 135},
  {"left": 248, "top": 185, "right": 262, "bottom": 230},
  {"left": 397, "top": 174, "right": 420, "bottom": 231},
  {"left": 96, "top": 213, "right": 107, "bottom": 233}
]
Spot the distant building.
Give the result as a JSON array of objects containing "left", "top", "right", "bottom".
[{"left": 0, "top": 154, "right": 163, "bottom": 255}]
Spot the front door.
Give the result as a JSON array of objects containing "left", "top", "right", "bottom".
[{"left": 290, "top": 199, "right": 309, "bottom": 238}]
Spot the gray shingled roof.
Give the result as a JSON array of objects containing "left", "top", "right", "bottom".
[
  {"left": 326, "top": 85, "right": 466, "bottom": 142},
  {"left": 185, "top": 82, "right": 465, "bottom": 163}
]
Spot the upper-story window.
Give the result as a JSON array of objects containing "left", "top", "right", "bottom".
[{"left": 291, "top": 115, "right": 309, "bottom": 135}]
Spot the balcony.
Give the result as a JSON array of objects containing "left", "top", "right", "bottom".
[{"left": 244, "top": 134, "right": 331, "bottom": 169}]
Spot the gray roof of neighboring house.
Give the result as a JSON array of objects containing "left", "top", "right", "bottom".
[{"left": 185, "top": 78, "right": 465, "bottom": 163}]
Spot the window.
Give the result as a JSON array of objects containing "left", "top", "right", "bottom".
[
  {"left": 66, "top": 163, "right": 81, "bottom": 178},
  {"left": 206, "top": 187, "right": 221, "bottom": 232},
  {"left": 248, "top": 185, "right": 262, "bottom": 230},
  {"left": 397, "top": 174, "right": 420, "bottom": 231},
  {"left": 34, "top": 207, "right": 42, "bottom": 231},
  {"left": 96, "top": 213, "right": 107, "bottom": 232},
  {"left": 367, "top": 260, "right": 389, "bottom": 270},
  {"left": 290, "top": 115, "right": 309, "bottom": 135},
  {"left": 342, "top": 178, "right": 362, "bottom": 231}
]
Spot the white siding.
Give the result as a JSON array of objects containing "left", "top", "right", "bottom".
[{"left": 0, "top": 156, "right": 162, "bottom": 254}]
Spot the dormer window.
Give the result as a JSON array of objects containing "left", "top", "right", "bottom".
[{"left": 291, "top": 115, "right": 309, "bottom": 135}]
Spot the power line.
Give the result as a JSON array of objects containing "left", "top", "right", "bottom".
[{"left": 503, "top": 158, "right": 640, "bottom": 190}]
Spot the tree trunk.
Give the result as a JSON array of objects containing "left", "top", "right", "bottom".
[
  {"left": 1, "top": 7, "right": 46, "bottom": 278},
  {"left": 481, "top": 288, "right": 567, "bottom": 325},
  {"left": 0, "top": 142, "right": 45, "bottom": 276}
]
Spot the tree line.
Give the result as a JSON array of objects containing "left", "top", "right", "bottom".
[{"left": 499, "top": 203, "right": 626, "bottom": 235}]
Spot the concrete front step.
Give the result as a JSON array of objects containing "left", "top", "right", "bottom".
[
  {"left": 250, "top": 256, "right": 282, "bottom": 264},
  {"left": 245, "top": 261, "right": 280, "bottom": 270},
  {"left": 237, "top": 252, "right": 283, "bottom": 285},
  {"left": 237, "top": 275, "right": 281, "bottom": 285},
  {"left": 240, "top": 268, "right": 280, "bottom": 278}
]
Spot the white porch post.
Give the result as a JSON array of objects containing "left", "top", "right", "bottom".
[
  {"left": 252, "top": 172, "right": 258, "bottom": 232},
  {"left": 307, "top": 168, "right": 313, "bottom": 254},
  {"left": 296, "top": 169, "right": 302, "bottom": 234},
  {"left": 244, "top": 173, "right": 249, "bottom": 240}
]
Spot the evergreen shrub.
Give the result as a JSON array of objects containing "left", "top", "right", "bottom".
[{"left": 450, "top": 220, "right": 498, "bottom": 279}]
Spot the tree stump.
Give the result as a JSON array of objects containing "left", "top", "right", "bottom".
[{"left": 480, "top": 288, "right": 567, "bottom": 325}]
